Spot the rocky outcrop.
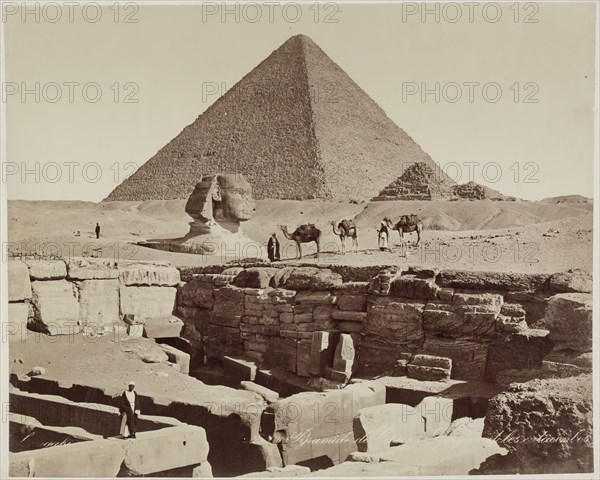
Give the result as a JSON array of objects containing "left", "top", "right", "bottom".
[
  {"left": 545, "top": 293, "right": 592, "bottom": 352},
  {"left": 476, "top": 374, "right": 593, "bottom": 474}
]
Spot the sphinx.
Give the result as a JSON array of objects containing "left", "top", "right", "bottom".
[{"left": 140, "top": 174, "right": 262, "bottom": 257}]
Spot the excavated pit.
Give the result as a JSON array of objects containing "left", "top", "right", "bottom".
[{"left": 7, "top": 259, "right": 593, "bottom": 476}]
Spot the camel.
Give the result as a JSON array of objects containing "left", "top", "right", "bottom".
[
  {"left": 384, "top": 214, "right": 423, "bottom": 248},
  {"left": 330, "top": 219, "right": 358, "bottom": 254},
  {"left": 280, "top": 224, "right": 321, "bottom": 259}
]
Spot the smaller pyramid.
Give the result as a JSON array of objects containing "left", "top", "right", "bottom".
[
  {"left": 452, "top": 181, "right": 508, "bottom": 201},
  {"left": 372, "top": 162, "right": 455, "bottom": 201}
]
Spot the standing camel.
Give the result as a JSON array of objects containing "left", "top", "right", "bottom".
[
  {"left": 330, "top": 219, "right": 358, "bottom": 254},
  {"left": 384, "top": 215, "right": 423, "bottom": 248},
  {"left": 280, "top": 224, "right": 321, "bottom": 259}
]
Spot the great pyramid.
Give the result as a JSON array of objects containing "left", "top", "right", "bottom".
[{"left": 106, "top": 34, "right": 451, "bottom": 202}]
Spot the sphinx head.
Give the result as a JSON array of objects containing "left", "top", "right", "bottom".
[{"left": 185, "top": 174, "right": 255, "bottom": 223}]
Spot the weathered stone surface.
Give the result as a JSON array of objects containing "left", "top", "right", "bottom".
[
  {"left": 332, "top": 310, "right": 367, "bottom": 322},
  {"left": 296, "top": 339, "right": 312, "bottom": 377},
  {"left": 265, "top": 337, "right": 298, "bottom": 373},
  {"left": 77, "top": 279, "right": 120, "bottom": 326},
  {"left": 120, "top": 286, "right": 176, "bottom": 321},
  {"left": 336, "top": 294, "right": 367, "bottom": 311},
  {"left": 224, "top": 356, "right": 257, "bottom": 383},
  {"left": 25, "top": 259, "right": 67, "bottom": 280},
  {"left": 437, "top": 270, "right": 549, "bottom": 292},
  {"left": 453, "top": 292, "right": 503, "bottom": 308},
  {"left": 144, "top": 315, "right": 183, "bottom": 338},
  {"left": 365, "top": 297, "right": 424, "bottom": 347},
  {"left": 407, "top": 364, "right": 450, "bottom": 382},
  {"left": 30, "top": 280, "right": 80, "bottom": 335},
  {"left": 67, "top": 258, "right": 118, "bottom": 280},
  {"left": 368, "top": 269, "right": 401, "bottom": 296},
  {"left": 411, "top": 354, "right": 451, "bottom": 370},
  {"left": 234, "top": 268, "right": 278, "bottom": 288},
  {"left": 354, "top": 403, "right": 424, "bottom": 451},
  {"left": 421, "top": 337, "right": 488, "bottom": 381},
  {"left": 177, "top": 277, "right": 215, "bottom": 309},
  {"left": 240, "top": 381, "right": 279, "bottom": 403},
  {"left": 120, "top": 339, "right": 170, "bottom": 363},
  {"left": 211, "top": 286, "right": 245, "bottom": 327},
  {"left": 547, "top": 269, "right": 592, "bottom": 293},
  {"left": 309, "top": 331, "right": 332, "bottom": 376},
  {"left": 423, "top": 301, "right": 499, "bottom": 340},
  {"left": 477, "top": 375, "right": 593, "bottom": 474},
  {"left": 294, "top": 291, "right": 336, "bottom": 305},
  {"left": 332, "top": 334, "right": 356, "bottom": 381},
  {"left": 156, "top": 343, "right": 190, "bottom": 374},
  {"left": 334, "top": 281, "right": 369, "bottom": 294},
  {"left": 8, "top": 260, "right": 32, "bottom": 301},
  {"left": 545, "top": 293, "right": 592, "bottom": 352},
  {"left": 336, "top": 321, "right": 364, "bottom": 333},
  {"left": 485, "top": 329, "right": 554, "bottom": 382},
  {"left": 390, "top": 275, "right": 439, "bottom": 300},
  {"left": 8, "top": 302, "right": 32, "bottom": 336},
  {"left": 119, "top": 262, "right": 180, "bottom": 286},
  {"left": 272, "top": 267, "right": 342, "bottom": 290}
]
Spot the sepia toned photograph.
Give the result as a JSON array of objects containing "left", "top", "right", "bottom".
[{"left": 1, "top": 1, "right": 598, "bottom": 478}]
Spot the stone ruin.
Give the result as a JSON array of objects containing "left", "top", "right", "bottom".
[
  {"left": 140, "top": 174, "right": 263, "bottom": 257},
  {"left": 7, "top": 258, "right": 594, "bottom": 476}
]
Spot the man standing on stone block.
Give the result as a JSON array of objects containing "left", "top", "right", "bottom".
[{"left": 119, "top": 381, "right": 140, "bottom": 439}]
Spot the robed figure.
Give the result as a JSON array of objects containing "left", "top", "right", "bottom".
[
  {"left": 267, "top": 233, "right": 280, "bottom": 262},
  {"left": 119, "top": 382, "right": 140, "bottom": 439}
]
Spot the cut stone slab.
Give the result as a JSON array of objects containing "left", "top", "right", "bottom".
[
  {"left": 332, "top": 333, "right": 356, "bottom": 382},
  {"left": 120, "top": 286, "right": 177, "bottom": 321},
  {"left": 30, "top": 280, "right": 80, "bottom": 335},
  {"left": 272, "top": 267, "right": 343, "bottom": 290},
  {"left": 407, "top": 365, "right": 451, "bottom": 382},
  {"left": 78, "top": 279, "right": 120, "bottom": 326},
  {"left": 8, "top": 260, "right": 32, "bottom": 301},
  {"left": 118, "top": 262, "right": 181, "bottom": 286},
  {"left": 547, "top": 269, "right": 593, "bottom": 293},
  {"left": 234, "top": 268, "right": 278, "bottom": 288},
  {"left": 143, "top": 316, "right": 184, "bottom": 339},
  {"left": 545, "top": 293, "right": 593, "bottom": 352},
  {"left": 240, "top": 381, "right": 279, "bottom": 403},
  {"left": 8, "top": 303, "right": 32, "bottom": 340},
  {"left": 224, "top": 356, "right": 257, "bottom": 383},
  {"left": 421, "top": 337, "right": 488, "bottom": 381},
  {"left": 158, "top": 343, "right": 191, "bottom": 374},
  {"left": 67, "top": 258, "right": 118, "bottom": 280},
  {"left": 309, "top": 331, "right": 331, "bottom": 376},
  {"left": 390, "top": 275, "right": 439, "bottom": 300},
  {"left": 24, "top": 259, "right": 67, "bottom": 280}
]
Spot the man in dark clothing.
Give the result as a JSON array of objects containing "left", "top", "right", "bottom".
[
  {"left": 119, "top": 381, "right": 140, "bottom": 439},
  {"left": 267, "top": 233, "right": 280, "bottom": 262},
  {"left": 95, "top": 223, "right": 100, "bottom": 239}
]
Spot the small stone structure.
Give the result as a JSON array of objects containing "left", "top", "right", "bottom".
[{"left": 139, "top": 174, "right": 263, "bottom": 257}]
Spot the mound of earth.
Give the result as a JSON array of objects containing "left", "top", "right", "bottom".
[{"left": 541, "top": 195, "right": 592, "bottom": 204}]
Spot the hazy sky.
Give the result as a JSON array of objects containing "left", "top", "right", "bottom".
[{"left": 3, "top": 1, "right": 597, "bottom": 201}]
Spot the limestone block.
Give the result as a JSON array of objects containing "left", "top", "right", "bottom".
[
  {"left": 332, "top": 310, "right": 367, "bottom": 322},
  {"left": 31, "top": 280, "right": 80, "bottom": 335},
  {"left": 336, "top": 321, "right": 364, "bottom": 333},
  {"left": 485, "top": 329, "right": 554, "bottom": 382},
  {"left": 407, "top": 365, "right": 450, "bottom": 382},
  {"left": 411, "top": 354, "right": 451, "bottom": 370},
  {"left": 118, "top": 262, "right": 180, "bottom": 286},
  {"left": 272, "top": 267, "right": 342, "bottom": 290},
  {"left": 224, "top": 356, "right": 257, "bottom": 383},
  {"left": 268, "top": 288, "right": 296, "bottom": 304},
  {"left": 390, "top": 275, "right": 439, "bottom": 300},
  {"left": 8, "top": 260, "right": 32, "bottom": 301},
  {"left": 548, "top": 269, "right": 593, "bottom": 293},
  {"left": 453, "top": 292, "right": 503, "bottom": 308},
  {"left": 143, "top": 316, "right": 184, "bottom": 339},
  {"left": 421, "top": 337, "right": 488, "bottom": 381},
  {"left": 354, "top": 403, "right": 424, "bottom": 452},
  {"left": 240, "top": 381, "right": 279, "bottom": 403},
  {"left": 309, "top": 331, "right": 332, "bottom": 376},
  {"left": 8, "top": 302, "right": 32, "bottom": 340},
  {"left": 192, "top": 462, "right": 213, "bottom": 478},
  {"left": 368, "top": 270, "right": 400, "bottom": 296},
  {"left": 336, "top": 294, "right": 367, "bottom": 311},
  {"left": 296, "top": 339, "right": 312, "bottom": 377},
  {"left": 295, "top": 291, "right": 337, "bottom": 305},
  {"left": 545, "top": 293, "right": 593, "bottom": 352},
  {"left": 158, "top": 343, "right": 191, "bottom": 374},
  {"left": 265, "top": 337, "right": 297, "bottom": 373},
  {"left": 211, "top": 285, "right": 245, "bottom": 326},
  {"left": 419, "top": 396, "right": 453, "bottom": 436},
  {"left": 78, "top": 279, "right": 120, "bottom": 326},
  {"left": 365, "top": 297, "right": 424, "bottom": 347},
  {"left": 234, "top": 268, "right": 278, "bottom": 288},
  {"left": 120, "top": 286, "right": 176, "bottom": 321},
  {"left": 312, "top": 305, "right": 333, "bottom": 322},
  {"left": 177, "top": 278, "right": 215, "bottom": 309},
  {"left": 67, "top": 258, "right": 118, "bottom": 280},
  {"left": 332, "top": 334, "right": 356, "bottom": 381},
  {"left": 423, "top": 301, "right": 499, "bottom": 340},
  {"left": 24, "top": 259, "right": 67, "bottom": 280}
]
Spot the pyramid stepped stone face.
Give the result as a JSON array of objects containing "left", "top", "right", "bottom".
[
  {"left": 373, "top": 162, "right": 456, "bottom": 201},
  {"left": 105, "top": 35, "right": 445, "bottom": 203}
]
